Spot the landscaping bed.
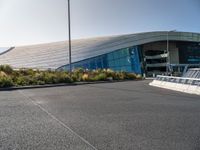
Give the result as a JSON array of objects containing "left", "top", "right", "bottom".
[{"left": 0, "top": 65, "right": 142, "bottom": 88}]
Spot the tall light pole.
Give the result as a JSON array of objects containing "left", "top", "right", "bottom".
[
  {"left": 67, "top": 0, "right": 72, "bottom": 73},
  {"left": 166, "top": 30, "right": 176, "bottom": 74}
]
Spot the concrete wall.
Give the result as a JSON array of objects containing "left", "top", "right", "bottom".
[
  {"left": 142, "top": 41, "right": 179, "bottom": 64},
  {"left": 142, "top": 41, "right": 167, "bottom": 52},
  {"left": 169, "top": 47, "right": 179, "bottom": 64}
]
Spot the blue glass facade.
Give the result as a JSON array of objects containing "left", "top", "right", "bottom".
[{"left": 59, "top": 46, "right": 142, "bottom": 74}]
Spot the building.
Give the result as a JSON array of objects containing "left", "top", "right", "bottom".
[{"left": 0, "top": 31, "right": 200, "bottom": 76}]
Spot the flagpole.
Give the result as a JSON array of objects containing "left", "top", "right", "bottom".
[{"left": 67, "top": 0, "right": 72, "bottom": 73}]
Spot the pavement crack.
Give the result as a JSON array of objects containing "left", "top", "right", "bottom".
[{"left": 18, "top": 90, "right": 98, "bottom": 150}]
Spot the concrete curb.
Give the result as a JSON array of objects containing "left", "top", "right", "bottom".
[
  {"left": 149, "top": 80, "right": 200, "bottom": 96},
  {"left": 0, "top": 80, "right": 140, "bottom": 91}
]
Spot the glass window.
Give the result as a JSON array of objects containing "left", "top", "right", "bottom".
[
  {"left": 114, "top": 59, "right": 119, "bottom": 66},
  {"left": 90, "top": 59, "right": 96, "bottom": 69},
  {"left": 96, "top": 58, "right": 102, "bottom": 68},
  {"left": 113, "top": 51, "right": 119, "bottom": 59},
  {"left": 107, "top": 53, "right": 114, "bottom": 61},
  {"left": 109, "top": 60, "right": 115, "bottom": 67},
  {"left": 59, "top": 45, "right": 142, "bottom": 74}
]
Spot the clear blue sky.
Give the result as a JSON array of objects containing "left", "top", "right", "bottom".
[{"left": 0, "top": 0, "right": 199, "bottom": 48}]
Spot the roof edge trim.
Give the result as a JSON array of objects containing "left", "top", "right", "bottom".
[{"left": 0, "top": 47, "right": 15, "bottom": 56}]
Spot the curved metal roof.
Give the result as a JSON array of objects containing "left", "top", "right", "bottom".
[{"left": 0, "top": 31, "right": 200, "bottom": 70}]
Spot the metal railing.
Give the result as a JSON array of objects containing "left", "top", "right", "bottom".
[{"left": 155, "top": 75, "right": 200, "bottom": 86}]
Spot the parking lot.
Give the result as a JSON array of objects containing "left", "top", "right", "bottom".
[{"left": 0, "top": 80, "right": 200, "bottom": 150}]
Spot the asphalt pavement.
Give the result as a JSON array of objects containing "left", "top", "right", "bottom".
[{"left": 0, "top": 80, "right": 200, "bottom": 150}]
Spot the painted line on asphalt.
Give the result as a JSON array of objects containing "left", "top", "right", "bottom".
[{"left": 18, "top": 90, "right": 98, "bottom": 150}]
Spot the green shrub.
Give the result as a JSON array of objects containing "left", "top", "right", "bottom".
[
  {"left": 15, "top": 76, "right": 36, "bottom": 86},
  {"left": 56, "top": 72, "right": 72, "bottom": 83},
  {"left": 113, "top": 72, "right": 125, "bottom": 80},
  {"left": 71, "top": 68, "right": 84, "bottom": 82},
  {"left": 43, "top": 72, "right": 58, "bottom": 84},
  {"left": 0, "top": 65, "right": 13, "bottom": 74},
  {"left": 0, "top": 76, "right": 13, "bottom": 87},
  {"left": 71, "top": 74, "right": 78, "bottom": 82},
  {"left": 124, "top": 73, "right": 137, "bottom": 80},
  {"left": 73, "top": 68, "right": 84, "bottom": 74},
  {"left": 18, "top": 69, "right": 35, "bottom": 76},
  {"left": 94, "top": 73, "right": 107, "bottom": 81},
  {"left": 136, "top": 74, "right": 142, "bottom": 80},
  {"left": 0, "top": 71, "right": 8, "bottom": 77},
  {"left": 36, "top": 80, "right": 45, "bottom": 85},
  {"left": 0, "top": 66, "right": 142, "bottom": 87},
  {"left": 82, "top": 73, "right": 89, "bottom": 81}
]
